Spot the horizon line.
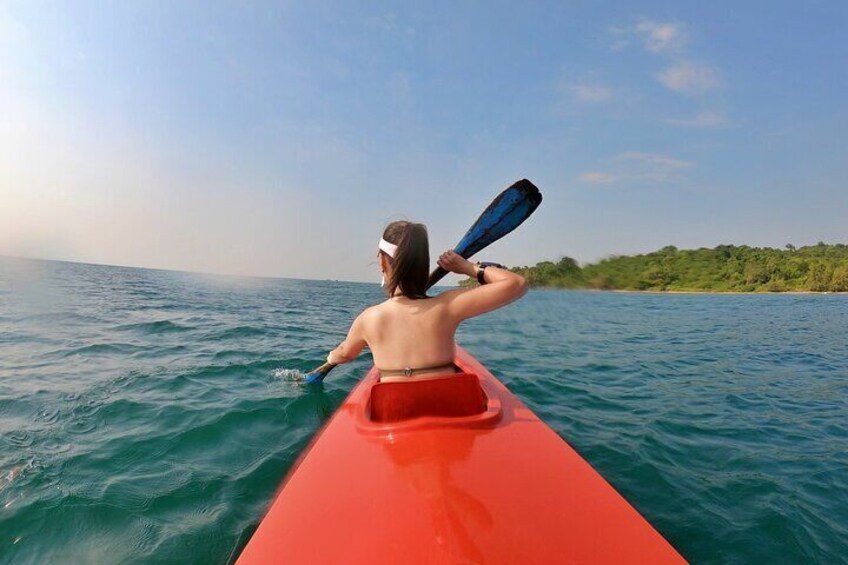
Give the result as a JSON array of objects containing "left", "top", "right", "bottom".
[{"left": 0, "top": 254, "right": 465, "bottom": 288}]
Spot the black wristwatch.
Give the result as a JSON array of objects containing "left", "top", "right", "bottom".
[{"left": 475, "top": 261, "right": 505, "bottom": 284}]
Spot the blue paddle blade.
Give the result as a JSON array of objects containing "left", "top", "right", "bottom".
[
  {"left": 427, "top": 179, "right": 542, "bottom": 288},
  {"left": 304, "top": 362, "right": 335, "bottom": 384},
  {"left": 304, "top": 372, "right": 324, "bottom": 385}
]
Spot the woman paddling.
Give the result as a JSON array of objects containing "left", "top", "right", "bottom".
[{"left": 320, "top": 220, "right": 527, "bottom": 418}]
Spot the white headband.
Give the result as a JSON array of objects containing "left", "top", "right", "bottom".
[{"left": 378, "top": 237, "right": 398, "bottom": 258}]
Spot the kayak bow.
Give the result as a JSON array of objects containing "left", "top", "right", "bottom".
[{"left": 238, "top": 345, "right": 685, "bottom": 564}]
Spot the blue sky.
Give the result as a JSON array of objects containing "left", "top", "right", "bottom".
[{"left": 1, "top": 1, "right": 845, "bottom": 283}]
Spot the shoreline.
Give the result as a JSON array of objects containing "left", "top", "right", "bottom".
[{"left": 527, "top": 287, "right": 848, "bottom": 295}]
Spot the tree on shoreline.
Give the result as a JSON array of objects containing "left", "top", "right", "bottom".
[{"left": 461, "top": 243, "right": 848, "bottom": 292}]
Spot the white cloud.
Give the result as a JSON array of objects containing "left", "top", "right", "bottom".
[
  {"left": 579, "top": 172, "right": 617, "bottom": 184},
  {"left": 572, "top": 83, "right": 612, "bottom": 103},
  {"left": 666, "top": 110, "right": 728, "bottom": 127},
  {"left": 634, "top": 20, "right": 687, "bottom": 54},
  {"left": 553, "top": 78, "right": 613, "bottom": 115},
  {"left": 657, "top": 62, "right": 722, "bottom": 93},
  {"left": 616, "top": 151, "right": 693, "bottom": 170},
  {"left": 611, "top": 19, "right": 687, "bottom": 54},
  {"left": 580, "top": 152, "right": 694, "bottom": 185},
  {"left": 616, "top": 151, "right": 693, "bottom": 181},
  {"left": 610, "top": 18, "right": 725, "bottom": 98}
]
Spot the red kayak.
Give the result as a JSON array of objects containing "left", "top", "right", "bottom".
[{"left": 238, "top": 345, "right": 686, "bottom": 564}]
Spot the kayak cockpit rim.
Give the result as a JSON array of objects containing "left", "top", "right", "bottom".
[{"left": 353, "top": 367, "right": 504, "bottom": 437}]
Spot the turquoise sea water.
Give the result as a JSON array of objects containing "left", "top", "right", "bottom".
[{"left": 1, "top": 257, "right": 847, "bottom": 564}]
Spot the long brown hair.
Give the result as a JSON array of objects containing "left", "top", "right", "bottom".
[{"left": 380, "top": 221, "right": 430, "bottom": 299}]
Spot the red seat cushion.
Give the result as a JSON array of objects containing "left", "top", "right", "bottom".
[{"left": 370, "top": 372, "right": 487, "bottom": 423}]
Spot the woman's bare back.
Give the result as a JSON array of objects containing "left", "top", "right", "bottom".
[
  {"left": 324, "top": 258, "right": 527, "bottom": 381},
  {"left": 363, "top": 294, "right": 460, "bottom": 381}
]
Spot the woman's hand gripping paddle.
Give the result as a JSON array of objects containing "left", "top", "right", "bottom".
[{"left": 305, "top": 179, "right": 542, "bottom": 384}]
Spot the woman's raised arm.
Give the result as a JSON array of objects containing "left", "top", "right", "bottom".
[{"left": 437, "top": 250, "right": 528, "bottom": 322}]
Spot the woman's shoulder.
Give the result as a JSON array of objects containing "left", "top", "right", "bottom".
[
  {"left": 370, "top": 294, "right": 458, "bottom": 312},
  {"left": 370, "top": 289, "right": 473, "bottom": 308},
  {"left": 360, "top": 304, "right": 380, "bottom": 318},
  {"left": 398, "top": 290, "right": 471, "bottom": 303},
  {"left": 433, "top": 288, "right": 472, "bottom": 301}
]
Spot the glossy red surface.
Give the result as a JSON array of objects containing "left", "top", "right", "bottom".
[
  {"left": 237, "top": 345, "right": 686, "bottom": 564},
  {"left": 370, "top": 372, "right": 487, "bottom": 422}
]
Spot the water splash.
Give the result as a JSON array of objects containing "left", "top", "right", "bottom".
[
  {"left": 0, "top": 465, "right": 22, "bottom": 493},
  {"left": 272, "top": 368, "right": 306, "bottom": 383}
]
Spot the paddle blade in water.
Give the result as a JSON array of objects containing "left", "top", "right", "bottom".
[
  {"left": 304, "top": 362, "right": 335, "bottom": 384},
  {"left": 304, "top": 372, "right": 324, "bottom": 385},
  {"left": 427, "top": 179, "right": 542, "bottom": 288}
]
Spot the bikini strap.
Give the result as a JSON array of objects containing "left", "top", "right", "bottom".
[{"left": 379, "top": 361, "right": 457, "bottom": 377}]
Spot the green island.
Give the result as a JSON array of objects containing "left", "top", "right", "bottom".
[{"left": 460, "top": 243, "right": 848, "bottom": 292}]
